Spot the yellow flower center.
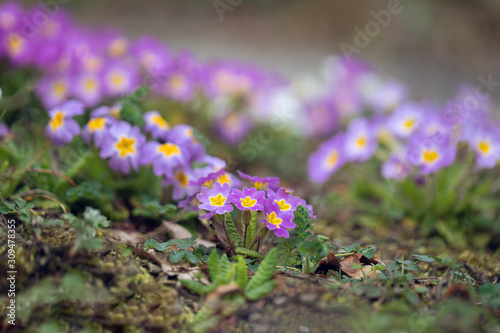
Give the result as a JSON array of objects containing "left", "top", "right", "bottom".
[
  {"left": 169, "top": 74, "right": 186, "bottom": 91},
  {"left": 240, "top": 196, "right": 257, "bottom": 208},
  {"left": 217, "top": 173, "right": 231, "bottom": 185},
  {"left": 275, "top": 199, "right": 291, "bottom": 211},
  {"left": 110, "top": 106, "right": 121, "bottom": 119},
  {"left": 254, "top": 181, "right": 267, "bottom": 190},
  {"left": 478, "top": 141, "right": 490, "bottom": 155},
  {"left": 7, "top": 33, "right": 24, "bottom": 56},
  {"left": 151, "top": 115, "right": 169, "bottom": 129},
  {"left": 209, "top": 193, "right": 227, "bottom": 207},
  {"left": 88, "top": 118, "right": 106, "bottom": 132},
  {"left": 84, "top": 78, "right": 97, "bottom": 92},
  {"left": 52, "top": 81, "right": 67, "bottom": 97},
  {"left": 115, "top": 137, "right": 136, "bottom": 158},
  {"left": 404, "top": 118, "right": 415, "bottom": 130},
  {"left": 356, "top": 136, "right": 367, "bottom": 147},
  {"left": 175, "top": 171, "right": 189, "bottom": 187},
  {"left": 158, "top": 143, "right": 181, "bottom": 157},
  {"left": 266, "top": 212, "right": 283, "bottom": 229},
  {"left": 326, "top": 151, "right": 339, "bottom": 169},
  {"left": 108, "top": 38, "right": 127, "bottom": 57},
  {"left": 110, "top": 73, "right": 124, "bottom": 88},
  {"left": 49, "top": 111, "right": 65, "bottom": 132},
  {"left": 203, "top": 180, "right": 215, "bottom": 189},
  {"left": 422, "top": 149, "right": 439, "bottom": 164}
]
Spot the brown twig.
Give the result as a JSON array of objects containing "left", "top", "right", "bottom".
[
  {"left": 29, "top": 168, "right": 77, "bottom": 187},
  {"left": 25, "top": 194, "right": 67, "bottom": 213}
]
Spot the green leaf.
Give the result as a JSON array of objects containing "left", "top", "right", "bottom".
[
  {"left": 234, "top": 256, "right": 248, "bottom": 289},
  {"left": 82, "top": 207, "right": 110, "bottom": 229},
  {"left": 275, "top": 237, "right": 299, "bottom": 266},
  {"left": 246, "top": 210, "right": 257, "bottom": 248},
  {"left": 245, "top": 248, "right": 277, "bottom": 294},
  {"left": 412, "top": 254, "right": 439, "bottom": 263},
  {"left": 180, "top": 279, "right": 210, "bottom": 295},
  {"left": 235, "top": 247, "right": 263, "bottom": 259},
  {"left": 225, "top": 213, "right": 243, "bottom": 247},
  {"left": 245, "top": 280, "right": 277, "bottom": 301},
  {"left": 207, "top": 250, "right": 221, "bottom": 284},
  {"left": 218, "top": 254, "right": 231, "bottom": 284},
  {"left": 184, "top": 250, "right": 200, "bottom": 264},
  {"left": 44, "top": 219, "right": 64, "bottom": 227},
  {"left": 169, "top": 250, "right": 185, "bottom": 263}
]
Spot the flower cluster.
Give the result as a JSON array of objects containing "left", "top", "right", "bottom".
[
  {"left": 307, "top": 88, "right": 500, "bottom": 183},
  {"left": 0, "top": 2, "right": 287, "bottom": 146},
  {"left": 195, "top": 174, "right": 315, "bottom": 238}
]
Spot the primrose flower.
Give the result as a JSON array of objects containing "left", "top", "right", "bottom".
[
  {"left": 196, "top": 182, "right": 234, "bottom": 218},
  {"left": 72, "top": 72, "right": 102, "bottom": 106},
  {"left": 82, "top": 116, "right": 112, "bottom": 146},
  {"left": 382, "top": 154, "right": 412, "bottom": 180},
  {"left": 36, "top": 76, "right": 71, "bottom": 108},
  {"left": 155, "top": 51, "right": 200, "bottom": 102},
  {"left": 144, "top": 110, "right": 170, "bottom": 140},
  {"left": 130, "top": 35, "right": 171, "bottom": 72},
  {"left": 230, "top": 187, "right": 266, "bottom": 211},
  {"left": 99, "top": 121, "right": 145, "bottom": 174},
  {"left": 266, "top": 188, "right": 302, "bottom": 214},
  {"left": 214, "top": 112, "right": 254, "bottom": 146},
  {"left": 343, "top": 118, "right": 378, "bottom": 162},
  {"left": 167, "top": 125, "right": 205, "bottom": 162},
  {"left": 102, "top": 60, "right": 139, "bottom": 96},
  {"left": 91, "top": 103, "right": 122, "bottom": 120},
  {"left": 190, "top": 168, "right": 227, "bottom": 189},
  {"left": 163, "top": 167, "right": 197, "bottom": 201},
  {"left": 388, "top": 102, "right": 422, "bottom": 138},
  {"left": 45, "top": 100, "right": 84, "bottom": 145},
  {"left": 261, "top": 200, "right": 295, "bottom": 238},
  {"left": 406, "top": 133, "right": 456, "bottom": 174},
  {"left": 467, "top": 125, "right": 500, "bottom": 169},
  {"left": 307, "top": 134, "right": 346, "bottom": 184},
  {"left": 140, "top": 141, "right": 186, "bottom": 177},
  {"left": 237, "top": 171, "right": 280, "bottom": 191},
  {"left": 304, "top": 98, "right": 339, "bottom": 137}
]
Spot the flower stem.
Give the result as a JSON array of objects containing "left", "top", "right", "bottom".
[{"left": 243, "top": 224, "right": 249, "bottom": 248}]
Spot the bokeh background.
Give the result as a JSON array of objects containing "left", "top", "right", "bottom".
[{"left": 17, "top": 0, "right": 500, "bottom": 102}]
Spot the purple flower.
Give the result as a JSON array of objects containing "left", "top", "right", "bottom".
[
  {"left": 140, "top": 141, "right": 186, "bottom": 177},
  {"left": 230, "top": 187, "right": 266, "bottom": 211},
  {"left": 382, "top": 154, "right": 412, "bottom": 180},
  {"left": 266, "top": 188, "right": 302, "bottom": 214},
  {"left": 388, "top": 102, "right": 422, "bottom": 138},
  {"left": 307, "top": 134, "right": 346, "bottom": 184},
  {"left": 190, "top": 168, "right": 227, "bottom": 189},
  {"left": 130, "top": 35, "right": 171, "bottom": 73},
  {"left": 304, "top": 98, "right": 339, "bottom": 137},
  {"left": 99, "top": 121, "right": 145, "bottom": 174},
  {"left": 343, "top": 118, "right": 378, "bottom": 162},
  {"left": 237, "top": 171, "right": 280, "bottom": 191},
  {"left": 101, "top": 60, "right": 139, "bottom": 96},
  {"left": 467, "top": 124, "right": 500, "bottom": 169},
  {"left": 196, "top": 182, "right": 234, "bottom": 217},
  {"left": 82, "top": 117, "right": 112, "bottom": 146},
  {"left": 163, "top": 167, "right": 198, "bottom": 201},
  {"left": 36, "top": 76, "right": 71, "bottom": 109},
  {"left": 91, "top": 103, "right": 122, "bottom": 120},
  {"left": 144, "top": 110, "right": 170, "bottom": 140},
  {"left": 45, "top": 100, "right": 84, "bottom": 145},
  {"left": 214, "top": 112, "right": 254, "bottom": 146},
  {"left": 260, "top": 200, "right": 295, "bottom": 238},
  {"left": 406, "top": 133, "right": 456, "bottom": 174},
  {"left": 0, "top": 121, "right": 11, "bottom": 138},
  {"left": 71, "top": 72, "right": 102, "bottom": 106},
  {"left": 166, "top": 125, "right": 205, "bottom": 162},
  {"left": 154, "top": 51, "right": 201, "bottom": 102}
]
